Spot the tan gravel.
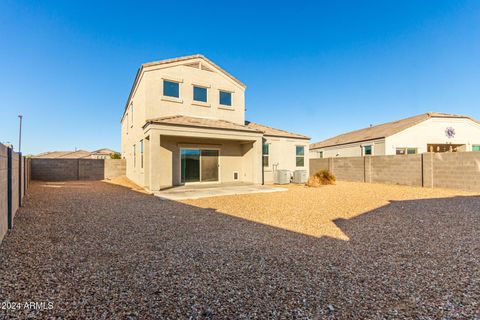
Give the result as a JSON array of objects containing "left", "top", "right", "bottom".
[
  {"left": 183, "top": 182, "right": 478, "bottom": 240},
  {"left": 0, "top": 181, "right": 478, "bottom": 319}
]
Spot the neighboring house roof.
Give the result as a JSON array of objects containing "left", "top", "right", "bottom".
[
  {"left": 122, "top": 54, "right": 245, "bottom": 122},
  {"left": 245, "top": 121, "right": 310, "bottom": 140},
  {"left": 310, "top": 112, "right": 480, "bottom": 149},
  {"left": 145, "top": 116, "right": 310, "bottom": 139},
  {"left": 34, "top": 150, "right": 92, "bottom": 159},
  {"left": 92, "top": 148, "right": 117, "bottom": 155},
  {"left": 145, "top": 115, "right": 262, "bottom": 134}
]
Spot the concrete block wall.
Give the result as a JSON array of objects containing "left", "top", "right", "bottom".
[
  {"left": 310, "top": 152, "right": 480, "bottom": 192},
  {"left": 0, "top": 143, "right": 30, "bottom": 244},
  {"left": 31, "top": 159, "right": 79, "bottom": 181},
  {"left": 31, "top": 159, "right": 126, "bottom": 181},
  {"left": 105, "top": 159, "right": 126, "bottom": 179},
  {"left": 431, "top": 152, "right": 480, "bottom": 191},
  {"left": 369, "top": 155, "right": 423, "bottom": 186},
  {"left": 332, "top": 157, "right": 365, "bottom": 182},
  {"left": 309, "top": 158, "right": 330, "bottom": 175},
  {"left": 78, "top": 159, "right": 105, "bottom": 180},
  {"left": 11, "top": 153, "right": 19, "bottom": 224},
  {"left": 0, "top": 145, "right": 7, "bottom": 243}
]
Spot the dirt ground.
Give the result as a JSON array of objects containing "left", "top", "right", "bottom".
[
  {"left": 0, "top": 181, "right": 478, "bottom": 319},
  {"left": 183, "top": 181, "right": 478, "bottom": 240}
]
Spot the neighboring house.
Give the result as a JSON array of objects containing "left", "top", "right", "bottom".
[
  {"left": 34, "top": 150, "right": 93, "bottom": 159},
  {"left": 121, "top": 54, "right": 310, "bottom": 191},
  {"left": 91, "top": 148, "right": 117, "bottom": 159},
  {"left": 310, "top": 112, "right": 480, "bottom": 158},
  {"left": 35, "top": 149, "right": 118, "bottom": 159}
]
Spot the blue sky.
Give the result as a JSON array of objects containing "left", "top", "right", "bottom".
[{"left": 1, "top": 0, "right": 479, "bottom": 155}]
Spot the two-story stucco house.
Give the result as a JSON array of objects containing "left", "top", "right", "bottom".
[{"left": 121, "top": 55, "right": 310, "bottom": 191}]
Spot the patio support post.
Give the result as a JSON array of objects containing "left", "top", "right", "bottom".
[{"left": 148, "top": 133, "right": 162, "bottom": 192}]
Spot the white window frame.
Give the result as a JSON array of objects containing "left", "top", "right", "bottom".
[
  {"left": 296, "top": 145, "right": 305, "bottom": 167},
  {"left": 218, "top": 89, "right": 233, "bottom": 108},
  {"left": 161, "top": 77, "right": 183, "bottom": 103},
  {"left": 262, "top": 143, "right": 270, "bottom": 168},
  {"left": 362, "top": 145, "right": 373, "bottom": 156}
]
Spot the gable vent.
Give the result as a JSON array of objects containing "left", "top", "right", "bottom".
[
  {"left": 185, "top": 62, "right": 200, "bottom": 69},
  {"left": 201, "top": 63, "right": 213, "bottom": 72}
]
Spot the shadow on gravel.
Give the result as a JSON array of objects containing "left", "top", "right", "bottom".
[{"left": 0, "top": 181, "right": 478, "bottom": 319}]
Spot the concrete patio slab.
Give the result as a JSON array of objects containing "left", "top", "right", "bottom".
[{"left": 155, "top": 183, "right": 287, "bottom": 200}]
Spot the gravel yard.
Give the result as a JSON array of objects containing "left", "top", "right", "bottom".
[{"left": 0, "top": 181, "right": 479, "bottom": 319}]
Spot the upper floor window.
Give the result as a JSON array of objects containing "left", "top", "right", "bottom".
[
  {"left": 262, "top": 143, "right": 269, "bottom": 167},
  {"left": 163, "top": 80, "right": 180, "bottom": 98},
  {"left": 219, "top": 90, "right": 232, "bottom": 106},
  {"left": 363, "top": 145, "right": 372, "bottom": 156},
  {"left": 296, "top": 146, "right": 305, "bottom": 167},
  {"left": 312, "top": 150, "right": 323, "bottom": 159},
  {"left": 193, "top": 86, "right": 207, "bottom": 102}
]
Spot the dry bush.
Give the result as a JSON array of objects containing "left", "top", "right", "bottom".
[{"left": 306, "top": 170, "right": 336, "bottom": 187}]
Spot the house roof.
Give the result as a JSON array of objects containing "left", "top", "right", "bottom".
[
  {"left": 144, "top": 116, "right": 309, "bottom": 139},
  {"left": 121, "top": 54, "right": 245, "bottom": 122},
  {"left": 34, "top": 150, "right": 92, "bottom": 159},
  {"left": 141, "top": 54, "right": 246, "bottom": 88},
  {"left": 92, "top": 148, "right": 117, "bottom": 155},
  {"left": 245, "top": 121, "right": 310, "bottom": 140},
  {"left": 145, "top": 116, "right": 262, "bottom": 134},
  {"left": 310, "top": 112, "right": 480, "bottom": 149}
]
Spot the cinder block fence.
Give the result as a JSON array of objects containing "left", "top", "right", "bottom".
[
  {"left": 310, "top": 152, "right": 480, "bottom": 192},
  {"left": 0, "top": 143, "right": 31, "bottom": 244},
  {"left": 30, "top": 158, "right": 126, "bottom": 181}
]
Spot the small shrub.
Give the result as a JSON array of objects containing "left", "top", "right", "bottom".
[
  {"left": 110, "top": 152, "right": 121, "bottom": 159},
  {"left": 306, "top": 170, "right": 336, "bottom": 187}
]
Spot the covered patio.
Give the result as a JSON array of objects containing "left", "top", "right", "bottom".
[
  {"left": 142, "top": 116, "right": 264, "bottom": 191},
  {"left": 155, "top": 182, "right": 287, "bottom": 200}
]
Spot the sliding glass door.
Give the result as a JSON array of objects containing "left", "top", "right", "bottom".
[{"left": 181, "top": 149, "right": 219, "bottom": 183}]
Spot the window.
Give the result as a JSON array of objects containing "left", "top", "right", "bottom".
[
  {"left": 163, "top": 80, "right": 179, "bottom": 98},
  {"left": 140, "top": 139, "right": 144, "bottom": 169},
  {"left": 396, "top": 148, "right": 417, "bottom": 155},
  {"left": 133, "top": 144, "right": 136, "bottom": 168},
  {"left": 193, "top": 86, "right": 207, "bottom": 102},
  {"left": 296, "top": 146, "right": 305, "bottom": 167},
  {"left": 313, "top": 150, "right": 323, "bottom": 159},
  {"left": 219, "top": 90, "right": 232, "bottom": 106},
  {"left": 363, "top": 145, "right": 372, "bottom": 156},
  {"left": 262, "top": 143, "right": 269, "bottom": 167},
  {"left": 473, "top": 145, "right": 480, "bottom": 152}
]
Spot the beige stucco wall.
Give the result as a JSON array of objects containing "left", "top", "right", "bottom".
[
  {"left": 121, "top": 57, "right": 248, "bottom": 190},
  {"left": 143, "top": 62, "right": 245, "bottom": 125},
  {"left": 263, "top": 136, "right": 310, "bottom": 183}
]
